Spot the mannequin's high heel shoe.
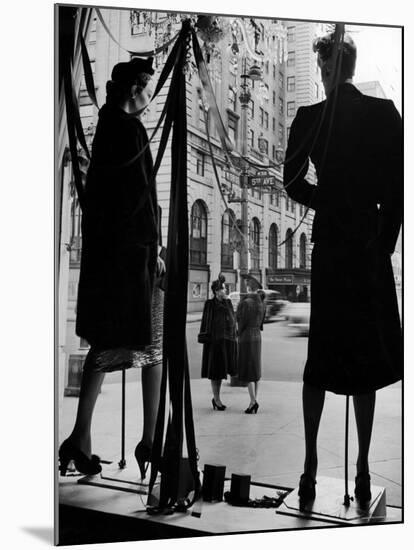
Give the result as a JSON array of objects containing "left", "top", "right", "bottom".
[
  {"left": 59, "top": 439, "right": 101, "bottom": 476},
  {"left": 354, "top": 472, "right": 371, "bottom": 505},
  {"left": 135, "top": 441, "right": 152, "bottom": 479},
  {"left": 298, "top": 473, "right": 317, "bottom": 502},
  {"left": 212, "top": 398, "right": 226, "bottom": 411},
  {"left": 244, "top": 402, "right": 259, "bottom": 414}
]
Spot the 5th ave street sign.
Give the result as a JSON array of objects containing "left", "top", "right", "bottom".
[{"left": 248, "top": 171, "right": 277, "bottom": 190}]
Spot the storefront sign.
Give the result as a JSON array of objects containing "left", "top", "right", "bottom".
[
  {"left": 267, "top": 273, "right": 311, "bottom": 285},
  {"left": 268, "top": 274, "right": 293, "bottom": 284}
]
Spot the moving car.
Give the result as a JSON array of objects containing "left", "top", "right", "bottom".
[
  {"left": 283, "top": 302, "right": 311, "bottom": 335},
  {"left": 228, "top": 290, "right": 288, "bottom": 322}
]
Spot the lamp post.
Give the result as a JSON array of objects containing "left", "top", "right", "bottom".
[{"left": 238, "top": 62, "right": 252, "bottom": 293}]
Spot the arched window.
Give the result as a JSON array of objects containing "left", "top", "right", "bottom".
[
  {"left": 221, "top": 209, "right": 236, "bottom": 269},
  {"left": 190, "top": 200, "right": 207, "bottom": 265},
  {"left": 285, "top": 228, "right": 293, "bottom": 269},
  {"left": 299, "top": 233, "right": 307, "bottom": 269},
  {"left": 268, "top": 224, "right": 278, "bottom": 270},
  {"left": 250, "top": 217, "right": 261, "bottom": 270}
]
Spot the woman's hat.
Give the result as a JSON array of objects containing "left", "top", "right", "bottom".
[
  {"left": 111, "top": 57, "right": 154, "bottom": 84},
  {"left": 211, "top": 274, "right": 226, "bottom": 293},
  {"left": 241, "top": 274, "right": 262, "bottom": 291}
]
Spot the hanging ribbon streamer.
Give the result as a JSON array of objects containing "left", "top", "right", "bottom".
[
  {"left": 148, "top": 20, "right": 200, "bottom": 512},
  {"left": 60, "top": 6, "right": 89, "bottom": 210},
  {"left": 192, "top": 29, "right": 234, "bottom": 154},
  {"left": 96, "top": 8, "right": 179, "bottom": 57}
]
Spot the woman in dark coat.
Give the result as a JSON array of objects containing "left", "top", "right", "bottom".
[
  {"left": 199, "top": 275, "right": 237, "bottom": 411},
  {"left": 283, "top": 32, "right": 402, "bottom": 504},
  {"left": 59, "top": 57, "right": 165, "bottom": 478},
  {"left": 237, "top": 281, "right": 265, "bottom": 414}
]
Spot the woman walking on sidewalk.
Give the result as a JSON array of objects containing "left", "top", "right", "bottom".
[
  {"left": 199, "top": 275, "right": 237, "bottom": 410},
  {"left": 236, "top": 278, "right": 265, "bottom": 414}
]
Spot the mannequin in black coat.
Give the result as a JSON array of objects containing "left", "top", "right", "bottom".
[
  {"left": 283, "top": 32, "right": 402, "bottom": 504},
  {"left": 59, "top": 58, "right": 165, "bottom": 478}
]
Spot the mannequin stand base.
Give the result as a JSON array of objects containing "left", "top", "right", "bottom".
[
  {"left": 280, "top": 476, "right": 386, "bottom": 524},
  {"left": 77, "top": 454, "right": 159, "bottom": 496}
]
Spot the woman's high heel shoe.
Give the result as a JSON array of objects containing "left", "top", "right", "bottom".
[
  {"left": 245, "top": 402, "right": 259, "bottom": 414},
  {"left": 59, "top": 439, "right": 102, "bottom": 476},
  {"left": 354, "top": 472, "right": 371, "bottom": 505},
  {"left": 212, "top": 398, "right": 226, "bottom": 411},
  {"left": 298, "top": 473, "right": 317, "bottom": 502},
  {"left": 135, "top": 441, "right": 152, "bottom": 479}
]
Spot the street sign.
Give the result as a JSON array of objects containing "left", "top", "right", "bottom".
[{"left": 248, "top": 174, "right": 277, "bottom": 190}]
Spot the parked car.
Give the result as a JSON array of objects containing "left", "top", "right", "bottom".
[
  {"left": 228, "top": 290, "right": 288, "bottom": 322},
  {"left": 283, "top": 302, "right": 311, "bottom": 335}
]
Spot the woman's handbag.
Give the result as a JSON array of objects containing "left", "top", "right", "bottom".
[
  {"left": 197, "top": 332, "right": 211, "bottom": 344},
  {"left": 197, "top": 299, "right": 214, "bottom": 344}
]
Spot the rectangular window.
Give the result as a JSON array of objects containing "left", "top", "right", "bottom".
[
  {"left": 279, "top": 71, "right": 284, "bottom": 90},
  {"left": 248, "top": 99, "right": 255, "bottom": 118},
  {"left": 278, "top": 123, "right": 284, "bottom": 145},
  {"left": 249, "top": 129, "right": 254, "bottom": 148},
  {"left": 272, "top": 117, "right": 276, "bottom": 132},
  {"left": 228, "top": 86, "right": 237, "bottom": 111},
  {"left": 261, "top": 139, "right": 269, "bottom": 155},
  {"left": 273, "top": 64, "right": 276, "bottom": 79},
  {"left": 228, "top": 114, "right": 238, "bottom": 146},
  {"left": 287, "top": 76, "right": 295, "bottom": 92},
  {"left": 287, "top": 101, "right": 296, "bottom": 117},
  {"left": 272, "top": 91, "right": 276, "bottom": 105},
  {"left": 131, "top": 11, "right": 145, "bottom": 35},
  {"left": 287, "top": 51, "right": 295, "bottom": 67},
  {"left": 272, "top": 144, "right": 276, "bottom": 160},
  {"left": 196, "top": 151, "right": 205, "bottom": 176},
  {"left": 287, "top": 26, "right": 295, "bottom": 42},
  {"left": 264, "top": 112, "right": 269, "bottom": 130},
  {"left": 265, "top": 61, "right": 269, "bottom": 74},
  {"left": 199, "top": 105, "right": 206, "bottom": 126},
  {"left": 279, "top": 97, "right": 284, "bottom": 116},
  {"left": 259, "top": 107, "right": 264, "bottom": 126},
  {"left": 275, "top": 190, "right": 280, "bottom": 207},
  {"left": 286, "top": 195, "right": 290, "bottom": 210}
]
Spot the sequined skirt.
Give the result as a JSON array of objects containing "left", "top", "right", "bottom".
[{"left": 87, "top": 286, "right": 164, "bottom": 373}]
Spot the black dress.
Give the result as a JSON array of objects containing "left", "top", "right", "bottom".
[
  {"left": 237, "top": 293, "right": 265, "bottom": 383},
  {"left": 200, "top": 298, "right": 237, "bottom": 380},
  {"left": 283, "top": 83, "right": 402, "bottom": 395},
  {"left": 76, "top": 103, "right": 158, "bottom": 353}
]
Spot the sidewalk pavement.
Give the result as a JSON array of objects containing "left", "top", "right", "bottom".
[{"left": 59, "top": 373, "right": 402, "bottom": 507}]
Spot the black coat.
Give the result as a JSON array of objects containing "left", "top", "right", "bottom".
[
  {"left": 76, "top": 104, "right": 158, "bottom": 349},
  {"left": 236, "top": 293, "right": 265, "bottom": 382},
  {"left": 199, "top": 298, "right": 237, "bottom": 380},
  {"left": 284, "top": 83, "right": 402, "bottom": 395}
]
